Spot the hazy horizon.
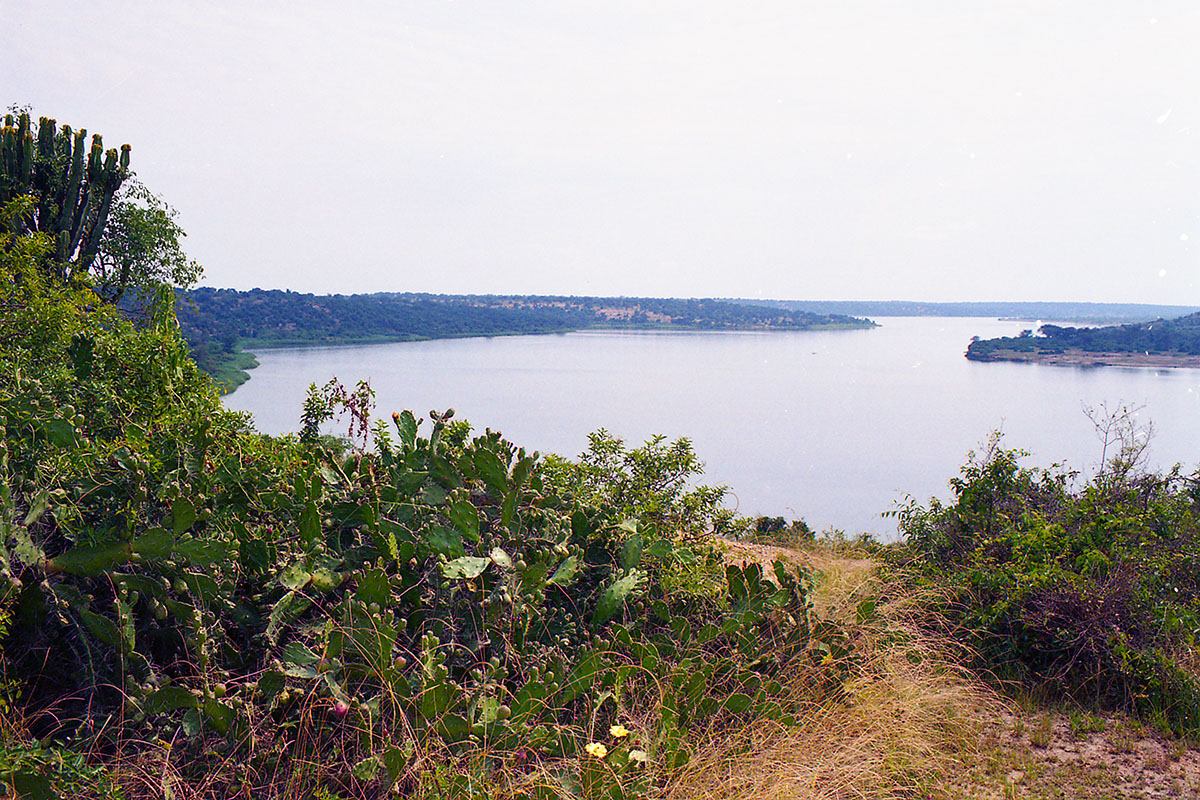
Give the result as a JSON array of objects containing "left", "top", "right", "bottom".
[{"left": 10, "top": 2, "right": 1199, "bottom": 304}]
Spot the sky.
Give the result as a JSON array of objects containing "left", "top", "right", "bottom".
[{"left": 6, "top": 1, "right": 1199, "bottom": 302}]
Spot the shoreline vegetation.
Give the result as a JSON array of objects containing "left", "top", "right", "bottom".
[
  {"left": 966, "top": 311, "right": 1200, "bottom": 369},
  {"left": 177, "top": 289, "right": 877, "bottom": 393},
  {"left": 182, "top": 290, "right": 1200, "bottom": 395}
]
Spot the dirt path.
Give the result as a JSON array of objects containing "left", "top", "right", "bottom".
[{"left": 715, "top": 541, "right": 1200, "bottom": 799}]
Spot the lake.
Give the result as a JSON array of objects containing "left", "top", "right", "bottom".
[{"left": 223, "top": 317, "right": 1200, "bottom": 538}]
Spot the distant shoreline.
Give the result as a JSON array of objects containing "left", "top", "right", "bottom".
[
  {"left": 218, "top": 321, "right": 874, "bottom": 395},
  {"left": 967, "top": 348, "right": 1200, "bottom": 369}
]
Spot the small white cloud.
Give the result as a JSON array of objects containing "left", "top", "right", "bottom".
[
  {"left": 1182, "top": 234, "right": 1191, "bottom": 241},
  {"left": 1159, "top": 269, "right": 1168, "bottom": 278},
  {"left": 1157, "top": 108, "right": 1173, "bottom": 125}
]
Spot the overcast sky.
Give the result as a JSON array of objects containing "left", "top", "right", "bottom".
[{"left": 7, "top": 1, "right": 1198, "bottom": 302}]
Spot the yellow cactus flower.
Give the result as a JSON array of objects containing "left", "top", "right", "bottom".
[
  {"left": 585, "top": 742, "right": 608, "bottom": 758},
  {"left": 609, "top": 724, "right": 631, "bottom": 738}
]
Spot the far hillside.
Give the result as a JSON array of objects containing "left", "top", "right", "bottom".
[
  {"left": 734, "top": 298, "right": 1200, "bottom": 323},
  {"left": 178, "top": 289, "right": 873, "bottom": 391}
]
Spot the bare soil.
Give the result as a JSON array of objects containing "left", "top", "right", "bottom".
[
  {"left": 956, "top": 707, "right": 1200, "bottom": 799},
  {"left": 983, "top": 349, "right": 1200, "bottom": 369}
]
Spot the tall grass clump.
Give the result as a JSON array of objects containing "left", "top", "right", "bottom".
[{"left": 664, "top": 566, "right": 1003, "bottom": 800}]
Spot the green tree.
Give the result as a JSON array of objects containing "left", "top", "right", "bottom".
[{"left": 94, "top": 180, "right": 201, "bottom": 302}]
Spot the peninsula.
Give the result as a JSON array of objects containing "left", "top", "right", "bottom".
[
  {"left": 965, "top": 311, "right": 1200, "bottom": 368},
  {"left": 178, "top": 289, "right": 874, "bottom": 391}
]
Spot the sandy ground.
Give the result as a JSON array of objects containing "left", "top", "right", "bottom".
[
  {"left": 959, "top": 708, "right": 1200, "bottom": 799},
  {"left": 980, "top": 349, "right": 1200, "bottom": 369}
]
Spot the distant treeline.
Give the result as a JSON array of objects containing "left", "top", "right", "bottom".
[
  {"left": 735, "top": 299, "right": 1200, "bottom": 323},
  {"left": 177, "top": 289, "right": 872, "bottom": 390},
  {"left": 965, "top": 312, "right": 1200, "bottom": 360}
]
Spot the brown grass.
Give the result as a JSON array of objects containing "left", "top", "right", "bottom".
[{"left": 665, "top": 548, "right": 1006, "bottom": 800}]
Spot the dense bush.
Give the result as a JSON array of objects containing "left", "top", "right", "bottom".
[
  {"left": 0, "top": 191, "right": 858, "bottom": 797},
  {"left": 892, "top": 435, "right": 1200, "bottom": 735}
]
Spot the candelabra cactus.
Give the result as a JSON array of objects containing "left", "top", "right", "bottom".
[{"left": 0, "top": 112, "right": 130, "bottom": 278}]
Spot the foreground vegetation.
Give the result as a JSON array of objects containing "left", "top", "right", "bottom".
[
  {"left": 6, "top": 110, "right": 1200, "bottom": 799},
  {"left": 1, "top": 112, "right": 872, "bottom": 798}
]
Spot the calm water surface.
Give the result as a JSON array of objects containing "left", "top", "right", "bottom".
[{"left": 224, "top": 318, "right": 1200, "bottom": 538}]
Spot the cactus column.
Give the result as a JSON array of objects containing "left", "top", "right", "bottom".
[{"left": 0, "top": 112, "right": 131, "bottom": 280}]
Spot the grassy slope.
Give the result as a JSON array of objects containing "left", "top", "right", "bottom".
[{"left": 690, "top": 540, "right": 1200, "bottom": 800}]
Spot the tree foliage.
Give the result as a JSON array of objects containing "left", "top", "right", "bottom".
[
  {"left": 95, "top": 180, "right": 201, "bottom": 302},
  {"left": 967, "top": 313, "right": 1200, "bottom": 360}
]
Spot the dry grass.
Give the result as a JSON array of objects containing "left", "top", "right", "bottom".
[{"left": 665, "top": 549, "right": 1005, "bottom": 800}]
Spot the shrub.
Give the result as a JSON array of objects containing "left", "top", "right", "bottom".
[{"left": 892, "top": 437, "right": 1200, "bottom": 735}]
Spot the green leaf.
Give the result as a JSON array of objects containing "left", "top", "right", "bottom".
[
  {"left": 723, "top": 692, "right": 753, "bottom": 714},
  {"left": 22, "top": 488, "right": 51, "bottom": 526},
  {"left": 355, "top": 567, "right": 390, "bottom": 607},
  {"left": 425, "top": 526, "right": 464, "bottom": 559},
  {"left": 448, "top": 499, "right": 480, "bottom": 542},
  {"left": 620, "top": 534, "right": 644, "bottom": 571},
  {"left": 279, "top": 561, "right": 310, "bottom": 590},
  {"left": 617, "top": 518, "right": 641, "bottom": 535},
  {"left": 380, "top": 744, "right": 411, "bottom": 781},
  {"left": 396, "top": 410, "right": 418, "bottom": 450},
  {"left": 48, "top": 540, "right": 131, "bottom": 575},
  {"left": 132, "top": 528, "right": 174, "bottom": 561},
  {"left": 202, "top": 697, "right": 234, "bottom": 734},
  {"left": 489, "top": 547, "right": 513, "bottom": 569},
  {"left": 473, "top": 449, "right": 509, "bottom": 497},
  {"left": 644, "top": 539, "right": 675, "bottom": 560},
  {"left": 421, "top": 483, "right": 448, "bottom": 506},
  {"left": 144, "top": 685, "right": 201, "bottom": 715},
  {"left": 267, "top": 590, "right": 311, "bottom": 645},
  {"left": 546, "top": 555, "right": 579, "bottom": 587},
  {"left": 12, "top": 772, "right": 56, "bottom": 800},
  {"left": 280, "top": 641, "right": 322, "bottom": 667},
  {"left": 258, "top": 671, "right": 286, "bottom": 704},
  {"left": 182, "top": 708, "right": 202, "bottom": 737},
  {"left": 11, "top": 526, "right": 44, "bottom": 566},
  {"left": 594, "top": 569, "right": 645, "bottom": 625},
  {"left": 352, "top": 756, "right": 381, "bottom": 782},
  {"left": 299, "top": 500, "right": 321, "bottom": 547},
  {"left": 441, "top": 555, "right": 488, "bottom": 580},
  {"left": 283, "top": 662, "right": 320, "bottom": 679},
  {"left": 310, "top": 567, "right": 340, "bottom": 592},
  {"left": 241, "top": 537, "right": 271, "bottom": 575},
  {"left": 318, "top": 464, "right": 343, "bottom": 487},
  {"left": 171, "top": 498, "right": 197, "bottom": 535},
  {"left": 174, "top": 537, "right": 229, "bottom": 566},
  {"left": 77, "top": 605, "right": 120, "bottom": 648},
  {"left": 40, "top": 417, "right": 80, "bottom": 448}
]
